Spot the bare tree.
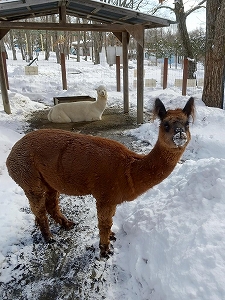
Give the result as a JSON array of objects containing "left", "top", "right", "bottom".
[
  {"left": 151, "top": 0, "right": 206, "bottom": 78},
  {"left": 51, "top": 15, "right": 61, "bottom": 63},
  {"left": 25, "top": 29, "right": 33, "bottom": 61},
  {"left": 17, "top": 30, "right": 26, "bottom": 60},
  {"left": 9, "top": 30, "right": 17, "bottom": 60},
  {"left": 93, "top": 30, "right": 103, "bottom": 64},
  {"left": 202, "top": 0, "right": 225, "bottom": 108}
]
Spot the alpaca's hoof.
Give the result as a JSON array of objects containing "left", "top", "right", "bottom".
[
  {"left": 42, "top": 232, "right": 55, "bottom": 243},
  {"left": 63, "top": 220, "right": 75, "bottom": 230},
  {"left": 45, "top": 236, "right": 56, "bottom": 244},
  {"left": 99, "top": 243, "right": 113, "bottom": 258},
  {"left": 110, "top": 231, "right": 116, "bottom": 241}
]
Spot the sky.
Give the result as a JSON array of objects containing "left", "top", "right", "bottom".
[
  {"left": 0, "top": 49, "right": 224, "bottom": 299},
  {"left": 143, "top": 0, "right": 206, "bottom": 31}
]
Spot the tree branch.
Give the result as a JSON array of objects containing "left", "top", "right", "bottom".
[
  {"left": 135, "top": 0, "right": 146, "bottom": 11},
  {"left": 150, "top": 5, "right": 174, "bottom": 15},
  {"left": 185, "top": 0, "right": 206, "bottom": 18}
]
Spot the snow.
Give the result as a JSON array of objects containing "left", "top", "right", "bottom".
[{"left": 1, "top": 51, "right": 225, "bottom": 300}]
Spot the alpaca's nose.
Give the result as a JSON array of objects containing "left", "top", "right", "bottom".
[
  {"left": 175, "top": 127, "right": 184, "bottom": 134},
  {"left": 174, "top": 127, "right": 185, "bottom": 137}
]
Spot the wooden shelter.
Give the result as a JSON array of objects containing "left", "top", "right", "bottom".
[{"left": 0, "top": 0, "right": 174, "bottom": 123}]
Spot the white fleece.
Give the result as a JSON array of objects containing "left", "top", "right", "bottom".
[{"left": 48, "top": 85, "right": 107, "bottom": 123}]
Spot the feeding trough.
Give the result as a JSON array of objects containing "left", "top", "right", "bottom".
[{"left": 53, "top": 95, "right": 96, "bottom": 105}]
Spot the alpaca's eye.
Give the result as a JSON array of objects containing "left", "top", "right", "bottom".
[
  {"left": 185, "top": 121, "right": 190, "bottom": 128},
  {"left": 163, "top": 122, "right": 170, "bottom": 132}
]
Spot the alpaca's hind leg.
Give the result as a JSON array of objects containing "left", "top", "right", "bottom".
[
  {"left": 56, "top": 110, "right": 72, "bottom": 123},
  {"left": 25, "top": 190, "right": 52, "bottom": 242},
  {"left": 45, "top": 188, "right": 75, "bottom": 230},
  {"left": 96, "top": 203, "right": 117, "bottom": 257}
]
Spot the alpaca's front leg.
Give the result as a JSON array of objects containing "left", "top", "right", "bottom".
[{"left": 96, "top": 203, "right": 117, "bottom": 257}]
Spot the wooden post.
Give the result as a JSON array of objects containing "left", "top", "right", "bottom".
[
  {"left": 182, "top": 58, "right": 188, "bottom": 96},
  {"left": 122, "top": 31, "right": 129, "bottom": 113},
  {"left": 0, "top": 50, "right": 11, "bottom": 114},
  {"left": 60, "top": 52, "right": 67, "bottom": 90},
  {"left": 163, "top": 57, "right": 168, "bottom": 89},
  {"left": 137, "top": 29, "right": 144, "bottom": 124},
  {"left": 116, "top": 55, "right": 121, "bottom": 92},
  {"left": 137, "top": 42, "right": 144, "bottom": 123},
  {"left": 59, "top": 5, "right": 67, "bottom": 24},
  {"left": 1, "top": 51, "right": 9, "bottom": 90}
]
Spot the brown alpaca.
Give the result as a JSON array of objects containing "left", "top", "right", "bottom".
[{"left": 6, "top": 97, "right": 195, "bottom": 257}]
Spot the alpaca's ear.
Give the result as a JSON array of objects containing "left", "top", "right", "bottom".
[
  {"left": 154, "top": 98, "right": 167, "bottom": 120},
  {"left": 183, "top": 97, "right": 195, "bottom": 121}
]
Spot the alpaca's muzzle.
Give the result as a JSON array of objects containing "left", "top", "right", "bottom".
[
  {"left": 173, "top": 128, "right": 188, "bottom": 147},
  {"left": 100, "top": 90, "right": 106, "bottom": 96}
]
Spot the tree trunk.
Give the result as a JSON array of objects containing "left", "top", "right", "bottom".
[
  {"left": 174, "top": 0, "right": 196, "bottom": 78},
  {"left": 9, "top": 30, "right": 17, "bottom": 60},
  {"left": 77, "top": 34, "right": 80, "bottom": 62},
  {"left": 53, "top": 31, "right": 60, "bottom": 63},
  {"left": 51, "top": 15, "right": 60, "bottom": 63},
  {"left": 203, "top": 57, "right": 225, "bottom": 108},
  {"left": 45, "top": 32, "right": 50, "bottom": 60},
  {"left": 44, "top": 17, "right": 50, "bottom": 61},
  {"left": 17, "top": 31, "right": 25, "bottom": 60},
  {"left": 93, "top": 31, "right": 103, "bottom": 65},
  {"left": 202, "top": 0, "right": 225, "bottom": 108},
  {"left": 25, "top": 29, "right": 33, "bottom": 61}
]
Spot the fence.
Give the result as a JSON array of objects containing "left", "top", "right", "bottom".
[
  {"left": 131, "top": 57, "right": 204, "bottom": 95},
  {"left": 1, "top": 50, "right": 204, "bottom": 99}
]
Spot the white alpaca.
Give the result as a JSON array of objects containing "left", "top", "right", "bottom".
[{"left": 47, "top": 85, "right": 107, "bottom": 123}]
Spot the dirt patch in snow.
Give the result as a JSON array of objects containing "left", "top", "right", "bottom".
[{"left": 25, "top": 106, "right": 150, "bottom": 147}]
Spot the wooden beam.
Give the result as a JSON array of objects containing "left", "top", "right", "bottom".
[
  {"left": 0, "top": 29, "right": 9, "bottom": 40},
  {"left": 0, "top": 21, "right": 127, "bottom": 32},
  {"left": 112, "top": 32, "right": 122, "bottom": 43},
  {"left": 125, "top": 24, "right": 144, "bottom": 47},
  {"left": 122, "top": 31, "right": 129, "bottom": 113}
]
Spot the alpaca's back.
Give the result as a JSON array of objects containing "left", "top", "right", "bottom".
[
  {"left": 47, "top": 101, "right": 100, "bottom": 123},
  {"left": 6, "top": 129, "right": 136, "bottom": 202}
]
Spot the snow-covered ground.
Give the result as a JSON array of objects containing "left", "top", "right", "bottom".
[{"left": 1, "top": 51, "right": 225, "bottom": 300}]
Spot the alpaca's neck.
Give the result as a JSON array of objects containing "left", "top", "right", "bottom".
[
  {"left": 128, "top": 140, "right": 185, "bottom": 200},
  {"left": 95, "top": 96, "right": 107, "bottom": 109}
]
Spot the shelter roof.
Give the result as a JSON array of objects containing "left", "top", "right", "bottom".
[{"left": 0, "top": 0, "right": 174, "bottom": 29}]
